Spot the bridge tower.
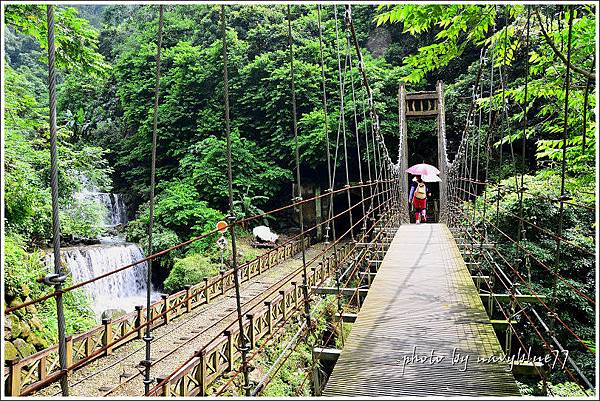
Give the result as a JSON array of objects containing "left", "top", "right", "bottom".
[{"left": 398, "top": 81, "right": 448, "bottom": 224}]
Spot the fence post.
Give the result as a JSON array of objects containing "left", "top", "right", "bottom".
[
  {"left": 224, "top": 330, "right": 233, "bottom": 372},
  {"left": 246, "top": 314, "right": 255, "bottom": 349},
  {"left": 196, "top": 350, "right": 207, "bottom": 396},
  {"left": 204, "top": 278, "right": 211, "bottom": 304},
  {"left": 135, "top": 305, "right": 144, "bottom": 339},
  {"left": 65, "top": 335, "right": 73, "bottom": 367},
  {"left": 221, "top": 272, "right": 226, "bottom": 295},
  {"left": 279, "top": 290, "right": 287, "bottom": 321},
  {"left": 264, "top": 301, "right": 272, "bottom": 334},
  {"left": 102, "top": 318, "right": 113, "bottom": 355},
  {"left": 185, "top": 285, "right": 193, "bottom": 312},
  {"left": 155, "top": 375, "right": 171, "bottom": 397},
  {"left": 6, "top": 359, "right": 22, "bottom": 396},
  {"left": 162, "top": 294, "right": 170, "bottom": 325},
  {"left": 291, "top": 282, "right": 299, "bottom": 308},
  {"left": 39, "top": 354, "right": 47, "bottom": 381}
]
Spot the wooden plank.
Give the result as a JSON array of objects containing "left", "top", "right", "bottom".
[
  {"left": 313, "top": 348, "right": 342, "bottom": 362},
  {"left": 334, "top": 313, "right": 358, "bottom": 323},
  {"left": 490, "top": 320, "right": 517, "bottom": 331},
  {"left": 479, "top": 294, "right": 546, "bottom": 304},
  {"left": 311, "top": 287, "right": 369, "bottom": 296},
  {"left": 405, "top": 91, "right": 437, "bottom": 100},
  {"left": 406, "top": 110, "right": 438, "bottom": 117},
  {"left": 323, "top": 224, "right": 519, "bottom": 397}
]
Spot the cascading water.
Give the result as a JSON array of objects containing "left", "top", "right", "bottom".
[
  {"left": 46, "top": 244, "right": 156, "bottom": 319},
  {"left": 75, "top": 190, "right": 127, "bottom": 227},
  {"left": 50, "top": 174, "right": 158, "bottom": 320}
]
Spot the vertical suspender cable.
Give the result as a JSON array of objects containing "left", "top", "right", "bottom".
[
  {"left": 317, "top": 5, "right": 335, "bottom": 246},
  {"left": 496, "top": 11, "right": 509, "bottom": 223},
  {"left": 317, "top": 4, "right": 342, "bottom": 342},
  {"left": 480, "top": 8, "right": 496, "bottom": 247},
  {"left": 581, "top": 55, "right": 594, "bottom": 153},
  {"left": 143, "top": 4, "right": 162, "bottom": 395},
  {"left": 46, "top": 5, "right": 69, "bottom": 396},
  {"left": 362, "top": 91, "right": 374, "bottom": 216},
  {"left": 221, "top": 6, "right": 252, "bottom": 396},
  {"left": 334, "top": 5, "right": 355, "bottom": 240},
  {"left": 517, "top": 7, "right": 531, "bottom": 246},
  {"left": 287, "top": 4, "right": 312, "bottom": 331},
  {"left": 551, "top": 4, "right": 573, "bottom": 322},
  {"left": 345, "top": 29, "right": 366, "bottom": 230}
]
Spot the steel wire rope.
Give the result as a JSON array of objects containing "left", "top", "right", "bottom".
[
  {"left": 46, "top": 5, "right": 69, "bottom": 396},
  {"left": 455, "top": 213, "right": 593, "bottom": 390},
  {"left": 142, "top": 4, "right": 163, "bottom": 394},
  {"left": 221, "top": 5, "right": 252, "bottom": 395}
]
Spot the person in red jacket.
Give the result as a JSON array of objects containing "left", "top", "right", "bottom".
[{"left": 408, "top": 175, "right": 430, "bottom": 224}]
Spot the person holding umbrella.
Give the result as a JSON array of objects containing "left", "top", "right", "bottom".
[
  {"left": 405, "top": 163, "right": 439, "bottom": 224},
  {"left": 409, "top": 175, "right": 431, "bottom": 224}
]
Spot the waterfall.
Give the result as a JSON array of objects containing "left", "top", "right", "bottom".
[
  {"left": 75, "top": 191, "right": 127, "bottom": 227},
  {"left": 47, "top": 243, "right": 157, "bottom": 319}
]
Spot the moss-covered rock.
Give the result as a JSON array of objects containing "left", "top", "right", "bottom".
[
  {"left": 101, "top": 308, "right": 126, "bottom": 321},
  {"left": 7, "top": 315, "right": 20, "bottom": 339},
  {"left": 21, "top": 284, "right": 31, "bottom": 297},
  {"left": 20, "top": 320, "right": 32, "bottom": 338},
  {"left": 4, "top": 341, "right": 18, "bottom": 361},
  {"left": 13, "top": 338, "right": 36, "bottom": 358},
  {"left": 9, "top": 297, "right": 23, "bottom": 309},
  {"left": 28, "top": 333, "right": 49, "bottom": 350},
  {"left": 29, "top": 316, "right": 43, "bottom": 332}
]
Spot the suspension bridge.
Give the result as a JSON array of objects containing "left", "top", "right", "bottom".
[{"left": 3, "top": 4, "right": 596, "bottom": 398}]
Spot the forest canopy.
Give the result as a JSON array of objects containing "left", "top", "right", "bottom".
[{"left": 2, "top": 3, "right": 596, "bottom": 395}]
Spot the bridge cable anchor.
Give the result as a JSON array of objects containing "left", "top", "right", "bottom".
[{"left": 40, "top": 273, "right": 67, "bottom": 286}]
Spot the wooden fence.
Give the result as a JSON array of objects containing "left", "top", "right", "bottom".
[
  {"left": 152, "top": 241, "right": 357, "bottom": 396},
  {"left": 4, "top": 237, "right": 309, "bottom": 396}
]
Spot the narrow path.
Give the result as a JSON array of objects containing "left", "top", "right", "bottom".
[
  {"left": 37, "top": 243, "right": 326, "bottom": 397},
  {"left": 324, "top": 224, "right": 520, "bottom": 397}
]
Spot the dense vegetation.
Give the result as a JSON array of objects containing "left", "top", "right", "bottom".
[{"left": 3, "top": 3, "right": 596, "bottom": 395}]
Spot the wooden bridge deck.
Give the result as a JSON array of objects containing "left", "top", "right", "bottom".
[{"left": 323, "top": 223, "right": 520, "bottom": 397}]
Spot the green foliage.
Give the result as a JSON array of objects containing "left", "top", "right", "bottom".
[
  {"left": 474, "top": 171, "right": 595, "bottom": 383},
  {"left": 163, "top": 254, "right": 220, "bottom": 293},
  {"left": 60, "top": 198, "right": 108, "bottom": 239},
  {"left": 4, "top": 63, "right": 112, "bottom": 244},
  {"left": 127, "top": 180, "right": 225, "bottom": 257},
  {"left": 375, "top": 5, "right": 498, "bottom": 83},
  {"left": 5, "top": 4, "right": 109, "bottom": 75},
  {"left": 180, "top": 131, "right": 291, "bottom": 211}
]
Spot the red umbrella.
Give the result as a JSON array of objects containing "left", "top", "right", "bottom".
[{"left": 405, "top": 163, "right": 440, "bottom": 176}]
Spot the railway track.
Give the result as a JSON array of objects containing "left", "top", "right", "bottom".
[{"left": 35, "top": 243, "right": 327, "bottom": 397}]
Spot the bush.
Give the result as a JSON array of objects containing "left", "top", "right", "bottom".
[
  {"left": 128, "top": 179, "right": 225, "bottom": 253},
  {"left": 163, "top": 253, "right": 220, "bottom": 293}
]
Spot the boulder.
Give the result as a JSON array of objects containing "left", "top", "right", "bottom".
[
  {"left": 29, "top": 316, "right": 43, "bottom": 332},
  {"left": 101, "top": 308, "right": 127, "bottom": 321},
  {"left": 19, "top": 321, "right": 32, "bottom": 338},
  {"left": 24, "top": 296, "right": 37, "bottom": 314},
  {"left": 7, "top": 315, "right": 20, "bottom": 339},
  {"left": 13, "top": 338, "right": 36, "bottom": 358},
  {"left": 4, "top": 341, "right": 18, "bottom": 361},
  {"left": 28, "top": 333, "right": 48, "bottom": 350}
]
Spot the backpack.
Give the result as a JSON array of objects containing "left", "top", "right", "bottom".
[{"left": 415, "top": 182, "right": 427, "bottom": 200}]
